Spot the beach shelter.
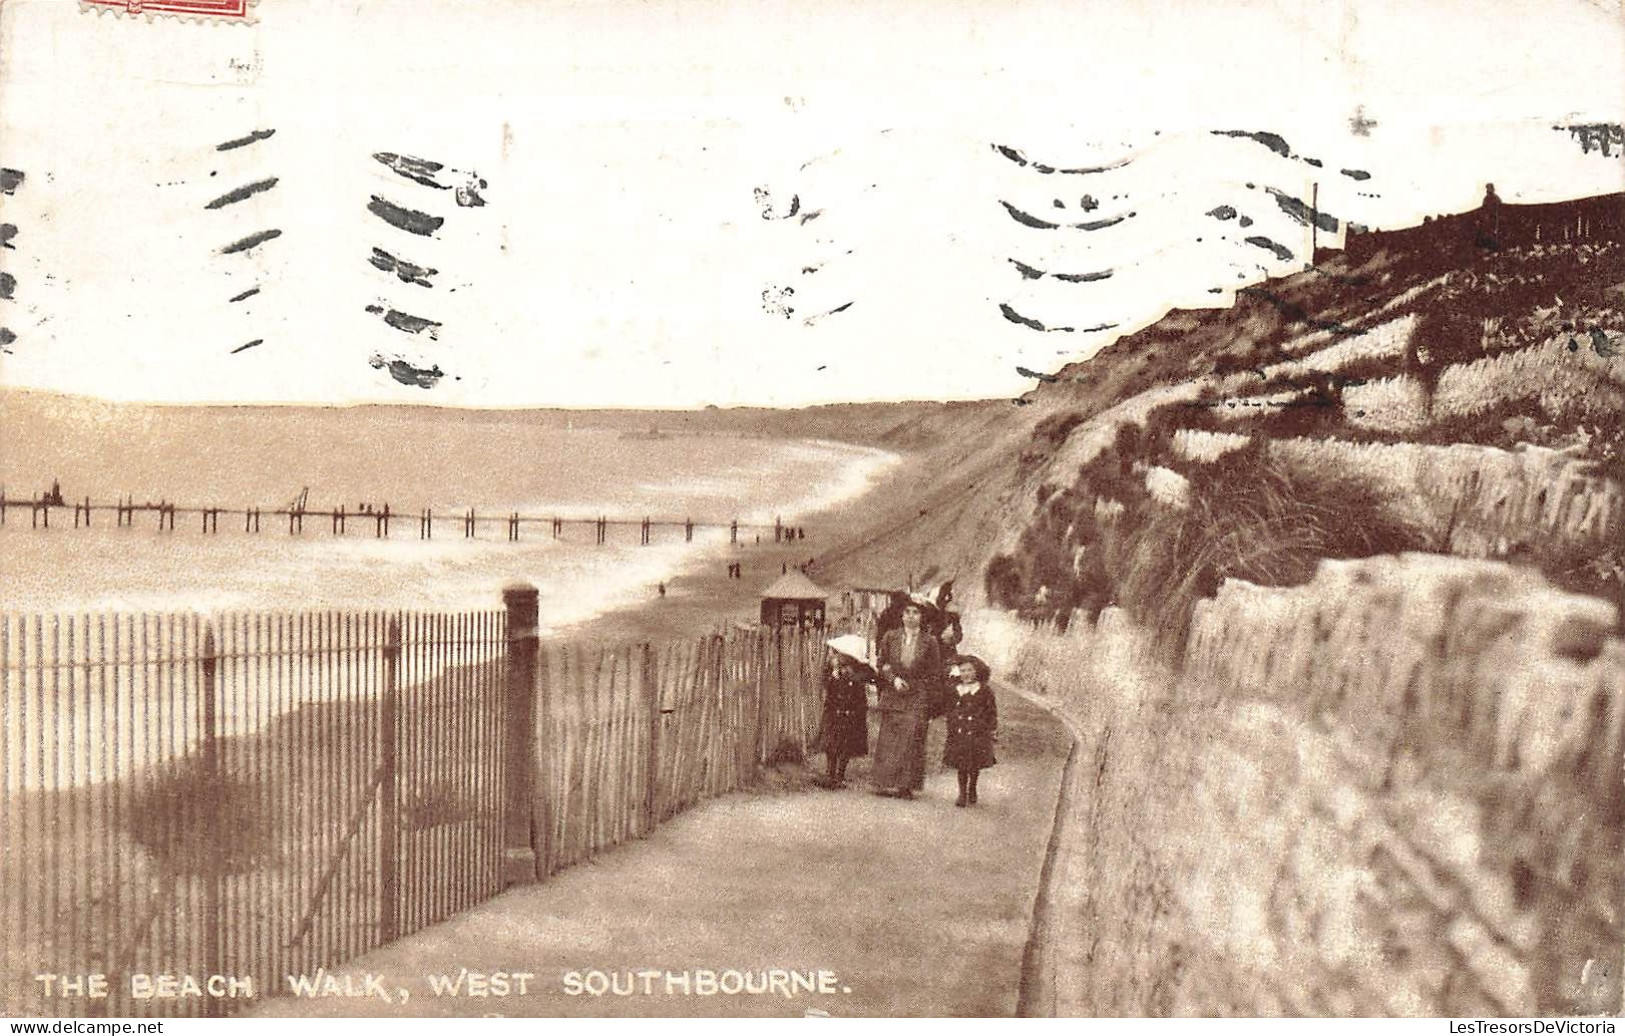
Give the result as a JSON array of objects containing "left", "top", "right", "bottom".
[{"left": 759, "top": 570, "right": 828, "bottom": 629}]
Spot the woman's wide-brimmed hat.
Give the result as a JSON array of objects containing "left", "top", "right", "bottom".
[{"left": 825, "top": 634, "right": 872, "bottom": 667}]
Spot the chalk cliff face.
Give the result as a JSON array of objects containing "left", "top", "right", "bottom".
[
  {"left": 824, "top": 194, "right": 1623, "bottom": 1018},
  {"left": 826, "top": 191, "right": 1623, "bottom": 626},
  {"left": 974, "top": 562, "right": 1622, "bottom": 1015}
]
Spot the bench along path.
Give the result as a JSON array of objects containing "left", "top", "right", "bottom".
[{"left": 249, "top": 692, "right": 1072, "bottom": 1018}]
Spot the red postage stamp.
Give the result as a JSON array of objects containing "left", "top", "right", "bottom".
[{"left": 79, "top": 0, "right": 254, "bottom": 20}]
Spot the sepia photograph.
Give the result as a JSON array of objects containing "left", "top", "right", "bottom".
[{"left": 0, "top": 0, "right": 1621, "bottom": 1021}]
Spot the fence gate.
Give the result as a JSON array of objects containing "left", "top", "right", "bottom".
[{"left": 0, "top": 608, "right": 509, "bottom": 1018}]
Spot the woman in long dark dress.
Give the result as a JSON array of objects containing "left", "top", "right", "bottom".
[
  {"left": 910, "top": 582, "right": 962, "bottom": 791},
  {"left": 943, "top": 655, "right": 997, "bottom": 807},
  {"left": 817, "top": 635, "right": 874, "bottom": 788},
  {"left": 872, "top": 602, "right": 942, "bottom": 799}
]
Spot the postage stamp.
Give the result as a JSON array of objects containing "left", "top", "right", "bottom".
[{"left": 78, "top": 0, "right": 254, "bottom": 22}]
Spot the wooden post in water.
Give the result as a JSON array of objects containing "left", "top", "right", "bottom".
[
  {"left": 502, "top": 584, "right": 541, "bottom": 884},
  {"left": 685, "top": 519, "right": 693, "bottom": 543},
  {"left": 730, "top": 519, "right": 738, "bottom": 545},
  {"left": 379, "top": 617, "right": 402, "bottom": 942},
  {"left": 84, "top": 497, "right": 91, "bottom": 528}
]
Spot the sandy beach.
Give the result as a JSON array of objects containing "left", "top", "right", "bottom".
[{"left": 546, "top": 443, "right": 933, "bottom": 647}]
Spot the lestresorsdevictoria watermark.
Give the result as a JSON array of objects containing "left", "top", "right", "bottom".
[
  {"left": 1448, "top": 1022, "right": 1617, "bottom": 1034},
  {"left": 562, "top": 968, "right": 850, "bottom": 998}
]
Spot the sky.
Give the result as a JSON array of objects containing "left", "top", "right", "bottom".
[{"left": 0, "top": 0, "right": 1621, "bottom": 408}]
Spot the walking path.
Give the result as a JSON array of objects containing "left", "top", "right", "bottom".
[{"left": 248, "top": 692, "right": 1072, "bottom": 1018}]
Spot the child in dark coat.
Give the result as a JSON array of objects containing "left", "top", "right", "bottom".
[
  {"left": 943, "top": 655, "right": 997, "bottom": 807},
  {"left": 818, "top": 635, "right": 875, "bottom": 789}
]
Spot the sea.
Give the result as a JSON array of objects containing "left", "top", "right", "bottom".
[
  {"left": 0, "top": 403, "right": 899, "bottom": 628},
  {"left": 0, "top": 405, "right": 898, "bottom": 791}
]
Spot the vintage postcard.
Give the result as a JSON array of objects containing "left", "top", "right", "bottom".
[{"left": 0, "top": 0, "right": 1622, "bottom": 1022}]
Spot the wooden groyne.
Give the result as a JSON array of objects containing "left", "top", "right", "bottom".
[{"left": 0, "top": 492, "right": 813, "bottom": 546}]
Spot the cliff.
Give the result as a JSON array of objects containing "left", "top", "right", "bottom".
[
  {"left": 822, "top": 192, "right": 1624, "bottom": 1017},
  {"left": 821, "top": 191, "right": 1625, "bottom": 622}
]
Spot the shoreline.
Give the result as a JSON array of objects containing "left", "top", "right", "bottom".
[
  {"left": 544, "top": 444, "right": 912, "bottom": 646},
  {"left": 0, "top": 437, "right": 903, "bottom": 622}
]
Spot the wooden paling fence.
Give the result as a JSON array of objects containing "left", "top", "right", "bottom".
[
  {"left": 534, "top": 624, "right": 825, "bottom": 874},
  {"left": 0, "top": 586, "right": 830, "bottom": 1018},
  {"left": 0, "top": 609, "right": 510, "bottom": 1018}
]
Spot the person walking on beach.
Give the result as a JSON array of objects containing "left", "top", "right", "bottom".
[
  {"left": 816, "top": 635, "right": 873, "bottom": 789},
  {"left": 943, "top": 655, "right": 996, "bottom": 807},
  {"left": 871, "top": 601, "right": 941, "bottom": 799}
]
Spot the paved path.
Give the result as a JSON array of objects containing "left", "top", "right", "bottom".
[{"left": 249, "top": 692, "right": 1072, "bottom": 1018}]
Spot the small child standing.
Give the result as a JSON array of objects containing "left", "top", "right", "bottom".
[
  {"left": 817, "top": 635, "right": 875, "bottom": 789},
  {"left": 943, "top": 655, "right": 997, "bottom": 807}
]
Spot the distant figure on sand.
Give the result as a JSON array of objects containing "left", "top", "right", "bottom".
[
  {"left": 1477, "top": 182, "right": 1503, "bottom": 249},
  {"left": 943, "top": 655, "right": 996, "bottom": 807},
  {"left": 816, "top": 635, "right": 873, "bottom": 789},
  {"left": 871, "top": 601, "right": 942, "bottom": 799},
  {"left": 658, "top": 582, "right": 666, "bottom": 598}
]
